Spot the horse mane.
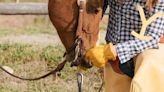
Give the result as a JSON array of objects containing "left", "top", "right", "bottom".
[{"left": 146, "top": 0, "right": 159, "bottom": 11}]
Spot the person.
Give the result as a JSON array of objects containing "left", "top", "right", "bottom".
[
  {"left": 85, "top": 0, "right": 164, "bottom": 92},
  {"left": 86, "top": 0, "right": 164, "bottom": 78}
]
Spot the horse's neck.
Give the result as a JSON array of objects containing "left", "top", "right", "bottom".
[{"left": 48, "top": 0, "right": 78, "bottom": 50}]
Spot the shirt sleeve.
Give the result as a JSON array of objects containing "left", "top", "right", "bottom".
[{"left": 116, "top": 2, "right": 164, "bottom": 64}]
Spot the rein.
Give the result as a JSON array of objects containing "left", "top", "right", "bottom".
[
  {"left": 0, "top": 38, "right": 82, "bottom": 81},
  {"left": 0, "top": 60, "right": 66, "bottom": 81}
]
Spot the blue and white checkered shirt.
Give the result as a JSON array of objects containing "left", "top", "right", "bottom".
[{"left": 104, "top": 0, "right": 164, "bottom": 64}]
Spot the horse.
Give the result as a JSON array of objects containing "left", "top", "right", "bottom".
[{"left": 48, "top": 0, "right": 104, "bottom": 67}]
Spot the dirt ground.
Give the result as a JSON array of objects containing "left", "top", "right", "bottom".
[
  {"left": 0, "top": 34, "right": 61, "bottom": 45},
  {"left": 0, "top": 15, "right": 36, "bottom": 28}
]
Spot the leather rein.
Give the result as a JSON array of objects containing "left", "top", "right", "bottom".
[{"left": 0, "top": 0, "right": 85, "bottom": 81}]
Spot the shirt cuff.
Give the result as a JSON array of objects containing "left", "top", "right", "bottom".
[{"left": 116, "top": 43, "right": 135, "bottom": 64}]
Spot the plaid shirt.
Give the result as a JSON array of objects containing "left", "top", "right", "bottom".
[{"left": 104, "top": 0, "right": 164, "bottom": 64}]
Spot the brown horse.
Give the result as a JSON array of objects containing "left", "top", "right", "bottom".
[
  {"left": 0, "top": 0, "right": 106, "bottom": 82},
  {"left": 48, "top": 0, "right": 104, "bottom": 67}
]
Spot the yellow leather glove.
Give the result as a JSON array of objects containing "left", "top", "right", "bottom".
[{"left": 85, "top": 43, "right": 116, "bottom": 68}]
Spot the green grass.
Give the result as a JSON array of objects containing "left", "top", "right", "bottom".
[
  {"left": 0, "top": 25, "right": 56, "bottom": 36},
  {"left": 0, "top": 43, "right": 103, "bottom": 92},
  {"left": 0, "top": 26, "right": 56, "bottom": 36},
  {"left": 100, "top": 24, "right": 107, "bottom": 31},
  {"left": 0, "top": 43, "right": 64, "bottom": 64}
]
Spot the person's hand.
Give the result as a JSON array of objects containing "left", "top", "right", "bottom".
[{"left": 85, "top": 43, "right": 117, "bottom": 68}]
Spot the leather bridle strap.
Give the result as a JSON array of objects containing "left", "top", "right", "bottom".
[
  {"left": 66, "top": 0, "right": 85, "bottom": 66},
  {"left": 64, "top": 0, "right": 85, "bottom": 58},
  {"left": 76, "top": 0, "right": 85, "bottom": 38},
  {"left": 75, "top": 1, "right": 85, "bottom": 92}
]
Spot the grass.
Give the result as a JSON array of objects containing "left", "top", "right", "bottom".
[
  {"left": 0, "top": 25, "right": 56, "bottom": 36},
  {"left": 0, "top": 43, "right": 103, "bottom": 92},
  {"left": 100, "top": 23, "right": 107, "bottom": 32},
  {"left": 0, "top": 43, "right": 64, "bottom": 64}
]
